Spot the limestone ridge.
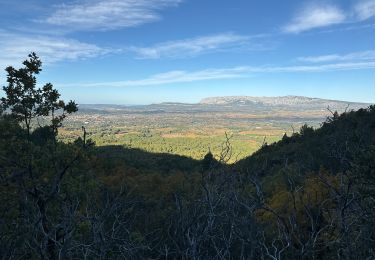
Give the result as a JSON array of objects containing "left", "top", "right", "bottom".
[{"left": 199, "top": 96, "right": 369, "bottom": 110}]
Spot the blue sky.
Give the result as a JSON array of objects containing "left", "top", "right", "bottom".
[{"left": 0, "top": 0, "right": 375, "bottom": 104}]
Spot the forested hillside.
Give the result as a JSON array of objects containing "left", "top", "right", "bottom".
[{"left": 1, "top": 54, "right": 375, "bottom": 259}]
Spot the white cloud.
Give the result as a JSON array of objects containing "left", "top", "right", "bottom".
[
  {"left": 355, "top": 0, "right": 375, "bottom": 20},
  {"left": 63, "top": 61, "right": 375, "bottom": 88},
  {"left": 128, "top": 33, "right": 262, "bottom": 59},
  {"left": 297, "top": 50, "right": 375, "bottom": 63},
  {"left": 68, "top": 67, "right": 250, "bottom": 87},
  {"left": 0, "top": 31, "right": 111, "bottom": 68},
  {"left": 272, "top": 62, "right": 375, "bottom": 72},
  {"left": 283, "top": 4, "right": 346, "bottom": 33},
  {"left": 42, "top": 0, "right": 182, "bottom": 31}
]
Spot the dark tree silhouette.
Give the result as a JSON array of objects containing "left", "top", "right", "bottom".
[{"left": 1, "top": 52, "right": 77, "bottom": 138}]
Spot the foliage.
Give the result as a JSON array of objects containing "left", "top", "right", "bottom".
[
  {"left": 1, "top": 54, "right": 375, "bottom": 259},
  {"left": 1, "top": 52, "right": 77, "bottom": 137}
]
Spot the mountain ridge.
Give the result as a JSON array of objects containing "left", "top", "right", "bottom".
[
  {"left": 78, "top": 96, "right": 370, "bottom": 107},
  {"left": 199, "top": 95, "right": 368, "bottom": 106},
  {"left": 77, "top": 96, "right": 371, "bottom": 114}
]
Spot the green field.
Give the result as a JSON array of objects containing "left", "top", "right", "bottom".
[{"left": 58, "top": 103, "right": 330, "bottom": 162}]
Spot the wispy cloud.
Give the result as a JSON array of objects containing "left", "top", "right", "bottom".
[
  {"left": 283, "top": 4, "right": 346, "bottom": 33},
  {"left": 42, "top": 0, "right": 182, "bottom": 31},
  {"left": 283, "top": 1, "right": 375, "bottom": 34},
  {"left": 0, "top": 31, "right": 111, "bottom": 68},
  {"left": 63, "top": 61, "right": 375, "bottom": 88},
  {"left": 127, "top": 33, "right": 266, "bottom": 59},
  {"left": 355, "top": 0, "right": 375, "bottom": 20},
  {"left": 297, "top": 50, "right": 375, "bottom": 63},
  {"left": 68, "top": 67, "right": 250, "bottom": 87}
]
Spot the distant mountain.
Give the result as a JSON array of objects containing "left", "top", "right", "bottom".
[
  {"left": 78, "top": 96, "right": 371, "bottom": 115},
  {"left": 200, "top": 96, "right": 370, "bottom": 110}
]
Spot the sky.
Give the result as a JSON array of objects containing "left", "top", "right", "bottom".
[{"left": 0, "top": 0, "right": 375, "bottom": 105}]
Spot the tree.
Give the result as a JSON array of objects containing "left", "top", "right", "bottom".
[
  {"left": 201, "top": 150, "right": 215, "bottom": 172},
  {"left": 0, "top": 53, "right": 143, "bottom": 259},
  {"left": 0, "top": 53, "right": 82, "bottom": 259},
  {"left": 1, "top": 52, "right": 77, "bottom": 138}
]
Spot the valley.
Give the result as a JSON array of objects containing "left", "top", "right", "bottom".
[{"left": 60, "top": 96, "right": 369, "bottom": 162}]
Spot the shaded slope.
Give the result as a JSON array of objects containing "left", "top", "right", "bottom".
[{"left": 95, "top": 145, "right": 202, "bottom": 175}]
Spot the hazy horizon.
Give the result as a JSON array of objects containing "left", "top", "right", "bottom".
[{"left": 75, "top": 94, "right": 372, "bottom": 106}]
